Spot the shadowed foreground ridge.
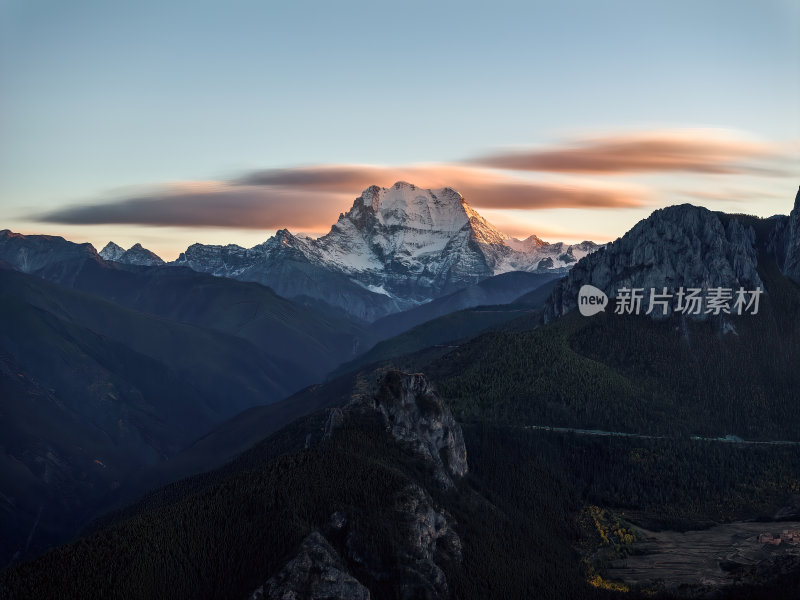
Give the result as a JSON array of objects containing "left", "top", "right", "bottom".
[{"left": 0, "top": 372, "right": 475, "bottom": 600}]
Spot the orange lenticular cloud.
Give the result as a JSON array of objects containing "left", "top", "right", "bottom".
[
  {"left": 37, "top": 186, "right": 351, "bottom": 231},
  {"left": 236, "top": 163, "right": 647, "bottom": 209},
  {"left": 36, "top": 164, "right": 647, "bottom": 229},
  {"left": 469, "top": 129, "right": 784, "bottom": 175}
]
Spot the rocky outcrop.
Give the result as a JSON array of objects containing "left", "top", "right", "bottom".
[
  {"left": 283, "top": 372, "right": 466, "bottom": 599},
  {"left": 316, "top": 371, "right": 468, "bottom": 487},
  {"left": 544, "top": 204, "right": 763, "bottom": 320},
  {"left": 337, "top": 484, "right": 461, "bottom": 600},
  {"left": 254, "top": 372, "right": 466, "bottom": 600},
  {"left": 769, "top": 186, "right": 800, "bottom": 285},
  {"left": 389, "top": 484, "right": 462, "bottom": 599},
  {"left": 251, "top": 482, "right": 463, "bottom": 600},
  {"left": 248, "top": 531, "right": 371, "bottom": 600},
  {"left": 359, "top": 371, "right": 467, "bottom": 488}
]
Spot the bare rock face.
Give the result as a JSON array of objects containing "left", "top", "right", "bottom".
[
  {"left": 340, "top": 484, "right": 462, "bottom": 600},
  {"left": 254, "top": 484, "right": 463, "bottom": 600},
  {"left": 786, "top": 189, "right": 800, "bottom": 283},
  {"left": 288, "top": 372, "right": 466, "bottom": 599},
  {"left": 317, "top": 371, "right": 467, "bottom": 487},
  {"left": 391, "top": 484, "right": 462, "bottom": 599},
  {"left": 544, "top": 204, "right": 763, "bottom": 320},
  {"left": 362, "top": 371, "right": 468, "bottom": 488},
  {"left": 248, "top": 531, "right": 371, "bottom": 600},
  {"left": 769, "top": 186, "right": 800, "bottom": 285}
]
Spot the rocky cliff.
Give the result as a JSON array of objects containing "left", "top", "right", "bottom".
[
  {"left": 320, "top": 370, "right": 468, "bottom": 488},
  {"left": 769, "top": 186, "right": 800, "bottom": 285},
  {"left": 248, "top": 531, "right": 371, "bottom": 600},
  {"left": 249, "top": 371, "right": 466, "bottom": 600},
  {"left": 544, "top": 204, "right": 764, "bottom": 320}
]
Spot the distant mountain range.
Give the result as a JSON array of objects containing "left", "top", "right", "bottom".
[{"left": 100, "top": 182, "right": 600, "bottom": 320}]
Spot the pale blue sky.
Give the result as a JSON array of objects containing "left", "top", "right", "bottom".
[{"left": 1, "top": 0, "right": 798, "bottom": 257}]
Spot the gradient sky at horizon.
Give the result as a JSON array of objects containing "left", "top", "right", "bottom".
[{"left": 1, "top": 0, "right": 799, "bottom": 259}]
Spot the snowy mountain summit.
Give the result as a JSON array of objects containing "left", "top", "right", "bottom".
[
  {"left": 175, "top": 182, "right": 599, "bottom": 319},
  {"left": 100, "top": 242, "right": 165, "bottom": 266},
  {"left": 311, "top": 182, "right": 596, "bottom": 296}
]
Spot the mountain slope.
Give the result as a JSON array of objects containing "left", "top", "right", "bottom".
[
  {"left": 0, "top": 269, "right": 297, "bottom": 564},
  {"left": 332, "top": 304, "right": 534, "bottom": 378},
  {"left": 0, "top": 229, "right": 104, "bottom": 286},
  {"left": 428, "top": 202, "right": 800, "bottom": 439},
  {"left": 1, "top": 231, "right": 374, "bottom": 385},
  {"left": 4, "top": 195, "right": 800, "bottom": 598},
  {"left": 370, "top": 270, "right": 560, "bottom": 340},
  {"left": 174, "top": 231, "right": 404, "bottom": 322},
  {"left": 0, "top": 195, "right": 800, "bottom": 599},
  {"left": 0, "top": 372, "right": 600, "bottom": 600},
  {"left": 68, "top": 262, "right": 374, "bottom": 384},
  {"left": 5, "top": 368, "right": 800, "bottom": 599}
]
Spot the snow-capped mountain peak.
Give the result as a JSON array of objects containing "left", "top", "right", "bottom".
[
  {"left": 505, "top": 234, "right": 546, "bottom": 251},
  {"left": 99, "top": 241, "right": 126, "bottom": 262},
  {"left": 100, "top": 241, "right": 165, "bottom": 266},
  {"left": 341, "top": 182, "right": 471, "bottom": 232},
  {"left": 172, "top": 182, "right": 601, "bottom": 319}
]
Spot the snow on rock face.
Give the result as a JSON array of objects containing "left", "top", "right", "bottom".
[
  {"left": 99, "top": 242, "right": 126, "bottom": 262},
  {"left": 119, "top": 243, "right": 165, "bottom": 266},
  {"left": 367, "top": 182, "right": 469, "bottom": 231},
  {"left": 312, "top": 182, "right": 597, "bottom": 301},
  {"left": 176, "top": 243, "right": 250, "bottom": 276},
  {"left": 319, "top": 183, "right": 473, "bottom": 265}
]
